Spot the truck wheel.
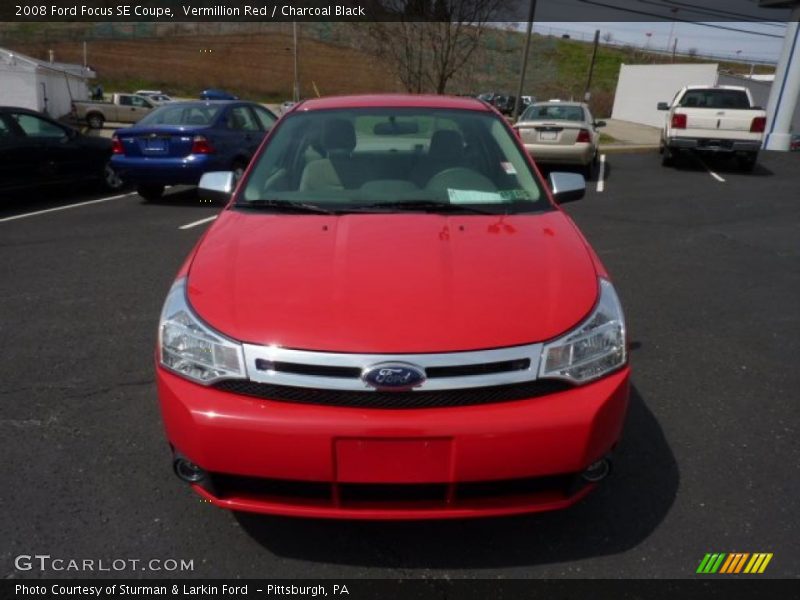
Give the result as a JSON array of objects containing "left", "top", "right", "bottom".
[
  {"left": 137, "top": 184, "right": 164, "bottom": 202},
  {"left": 661, "top": 146, "right": 675, "bottom": 167},
  {"left": 87, "top": 113, "right": 104, "bottom": 129},
  {"left": 737, "top": 153, "right": 757, "bottom": 172}
]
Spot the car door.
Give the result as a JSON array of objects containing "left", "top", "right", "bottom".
[
  {"left": 129, "top": 95, "right": 154, "bottom": 123},
  {"left": 0, "top": 113, "right": 32, "bottom": 192},
  {"left": 219, "top": 105, "right": 263, "bottom": 164},
  {"left": 8, "top": 112, "right": 84, "bottom": 185}
]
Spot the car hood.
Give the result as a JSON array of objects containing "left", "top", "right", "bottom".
[{"left": 186, "top": 210, "right": 599, "bottom": 353}]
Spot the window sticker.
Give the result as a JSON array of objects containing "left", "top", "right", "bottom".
[
  {"left": 500, "top": 161, "right": 517, "bottom": 175},
  {"left": 447, "top": 189, "right": 507, "bottom": 204}
]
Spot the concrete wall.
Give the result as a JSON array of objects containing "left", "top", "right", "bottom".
[
  {"left": 611, "top": 64, "right": 719, "bottom": 128},
  {"left": 718, "top": 73, "right": 800, "bottom": 133}
]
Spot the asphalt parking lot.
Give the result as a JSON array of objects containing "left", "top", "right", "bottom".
[{"left": 2, "top": 151, "right": 798, "bottom": 579}]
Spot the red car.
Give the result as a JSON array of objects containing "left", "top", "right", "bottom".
[{"left": 156, "top": 95, "right": 630, "bottom": 520}]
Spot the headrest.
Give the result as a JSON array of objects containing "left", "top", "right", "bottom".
[
  {"left": 321, "top": 119, "right": 356, "bottom": 153},
  {"left": 429, "top": 130, "right": 464, "bottom": 161}
]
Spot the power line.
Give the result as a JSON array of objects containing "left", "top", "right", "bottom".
[{"left": 574, "top": 0, "right": 785, "bottom": 38}]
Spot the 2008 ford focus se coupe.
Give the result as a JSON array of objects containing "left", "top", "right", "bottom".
[{"left": 156, "top": 95, "right": 630, "bottom": 520}]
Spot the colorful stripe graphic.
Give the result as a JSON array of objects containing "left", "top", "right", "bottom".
[{"left": 697, "top": 553, "right": 773, "bottom": 574}]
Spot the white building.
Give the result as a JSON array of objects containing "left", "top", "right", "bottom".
[{"left": 0, "top": 47, "right": 95, "bottom": 119}]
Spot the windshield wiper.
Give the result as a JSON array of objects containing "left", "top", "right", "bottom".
[
  {"left": 352, "top": 200, "right": 498, "bottom": 215},
  {"left": 234, "top": 199, "right": 335, "bottom": 215}
]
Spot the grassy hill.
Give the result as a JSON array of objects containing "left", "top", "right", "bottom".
[{"left": 1, "top": 22, "right": 773, "bottom": 117}]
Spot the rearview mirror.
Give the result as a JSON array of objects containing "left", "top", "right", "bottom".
[
  {"left": 594, "top": 120, "right": 606, "bottom": 128},
  {"left": 657, "top": 102, "right": 670, "bottom": 111},
  {"left": 198, "top": 171, "right": 235, "bottom": 204},
  {"left": 549, "top": 172, "right": 586, "bottom": 203}
]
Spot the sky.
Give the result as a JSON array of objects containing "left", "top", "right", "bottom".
[{"left": 533, "top": 21, "right": 788, "bottom": 63}]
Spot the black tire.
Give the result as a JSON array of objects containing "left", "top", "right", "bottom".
[
  {"left": 583, "top": 152, "right": 599, "bottom": 181},
  {"left": 737, "top": 153, "right": 757, "bottom": 172},
  {"left": 86, "top": 112, "right": 104, "bottom": 129},
  {"left": 661, "top": 146, "right": 675, "bottom": 167},
  {"left": 137, "top": 184, "right": 165, "bottom": 202},
  {"left": 101, "top": 161, "right": 124, "bottom": 192}
]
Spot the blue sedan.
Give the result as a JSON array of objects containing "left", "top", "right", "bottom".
[{"left": 111, "top": 101, "right": 277, "bottom": 202}]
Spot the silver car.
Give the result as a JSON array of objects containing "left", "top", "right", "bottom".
[{"left": 514, "top": 101, "right": 605, "bottom": 178}]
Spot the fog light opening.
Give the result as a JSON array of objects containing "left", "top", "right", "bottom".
[
  {"left": 582, "top": 457, "right": 612, "bottom": 483},
  {"left": 173, "top": 457, "right": 207, "bottom": 483}
]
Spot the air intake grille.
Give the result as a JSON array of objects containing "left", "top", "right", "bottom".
[{"left": 213, "top": 378, "right": 571, "bottom": 408}]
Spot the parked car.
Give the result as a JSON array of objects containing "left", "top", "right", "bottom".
[
  {"left": 72, "top": 93, "right": 157, "bottom": 129},
  {"left": 514, "top": 101, "right": 605, "bottom": 178},
  {"left": 658, "top": 85, "right": 766, "bottom": 171},
  {"left": 111, "top": 100, "right": 277, "bottom": 201},
  {"left": 0, "top": 106, "right": 123, "bottom": 194},
  {"left": 156, "top": 94, "right": 630, "bottom": 520},
  {"left": 135, "top": 89, "right": 164, "bottom": 96},
  {"left": 139, "top": 93, "right": 174, "bottom": 104},
  {"left": 200, "top": 89, "right": 239, "bottom": 101},
  {"left": 791, "top": 134, "right": 800, "bottom": 152}
]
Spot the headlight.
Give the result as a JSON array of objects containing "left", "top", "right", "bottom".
[
  {"left": 539, "top": 278, "right": 627, "bottom": 384},
  {"left": 158, "top": 278, "right": 246, "bottom": 384}
]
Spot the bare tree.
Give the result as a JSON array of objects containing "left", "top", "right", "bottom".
[
  {"left": 602, "top": 31, "right": 613, "bottom": 44},
  {"left": 361, "top": 0, "right": 510, "bottom": 94},
  {"left": 688, "top": 47, "right": 698, "bottom": 58}
]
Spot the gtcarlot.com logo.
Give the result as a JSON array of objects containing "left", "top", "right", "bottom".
[
  {"left": 14, "top": 554, "right": 194, "bottom": 572},
  {"left": 696, "top": 552, "right": 773, "bottom": 574}
]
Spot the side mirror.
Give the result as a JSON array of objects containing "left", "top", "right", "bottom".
[
  {"left": 657, "top": 102, "right": 670, "bottom": 111},
  {"left": 198, "top": 171, "right": 235, "bottom": 204},
  {"left": 549, "top": 172, "right": 586, "bottom": 203},
  {"left": 594, "top": 120, "right": 606, "bottom": 128}
]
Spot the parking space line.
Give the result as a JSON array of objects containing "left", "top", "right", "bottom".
[
  {"left": 179, "top": 215, "right": 218, "bottom": 230},
  {"left": 596, "top": 154, "right": 606, "bottom": 193},
  {"left": 697, "top": 158, "right": 726, "bottom": 183},
  {"left": 0, "top": 193, "right": 133, "bottom": 224}
]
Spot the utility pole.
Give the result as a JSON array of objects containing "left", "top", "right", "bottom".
[
  {"left": 583, "top": 29, "right": 600, "bottom": 102},
  {"left": 512, "top": 0, "right": 537, "bottom": 122},
  {"left": 672, "top": 38, "right": 678, "bottom": 63}
]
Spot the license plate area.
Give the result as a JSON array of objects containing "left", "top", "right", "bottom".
[
  {"left": 335, "top": 438, "right": 452, "bottom": 484},
  {"left": 539, "top": 130, "right": 558, "bottom": 141},
  {"left": 143, "top": 137, "right": 168, "bottom": 152}
]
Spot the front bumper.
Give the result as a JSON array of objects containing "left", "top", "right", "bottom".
[
  {"left": 156, "top": 366, "right": 630, "bottom": 519},
  {"left": 667, "top": 137, "right": 761, "bottom": 153}
]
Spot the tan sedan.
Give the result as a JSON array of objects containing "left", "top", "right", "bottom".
[{"left": 514, "top": 102, "right": 604, "bottom": 179}]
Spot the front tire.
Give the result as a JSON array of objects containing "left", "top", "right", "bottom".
[{"left": 137, "top": 184, "right": 165, "bottom": 202}]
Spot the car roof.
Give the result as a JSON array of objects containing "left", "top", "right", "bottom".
[
  {"left": 296, "top": 94, "right": 492, "bottom": 112},
  {"left": 530, "top": 101, "right": 587, "bottom": 108}
]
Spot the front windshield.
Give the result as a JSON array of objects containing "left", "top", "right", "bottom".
[
  {"left": 137, "top": 104, "right": 222, "bottom": 127},
  {"left": 240, "top": 107, "right": 548, "bottom": 214}
]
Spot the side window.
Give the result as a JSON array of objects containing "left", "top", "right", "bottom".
[
  {"left": 0, "top": 115, "right": 15, "bottom": 142},
  {"left": 131, "top": 96, "right": 150, "bottom": 108},
  {"left": 252, "top": 106, "right": 277, "bottom": 131},
  {"left": 13, "top": 114, "right": 68, "bottom": 139},
  {"left": 118, "top": 96, "right": 133, "bottom": 106},
  {"left": 226, "top": 106, "right": 260, "bottom": 131}
]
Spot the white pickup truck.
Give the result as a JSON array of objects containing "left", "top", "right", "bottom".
[{"left": 658, "top": 85, "right": 766, "bottom": 171}]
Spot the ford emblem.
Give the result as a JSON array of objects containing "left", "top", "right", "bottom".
[{"left": 362, "top": 362, "right": 426, "bottom": 391}]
